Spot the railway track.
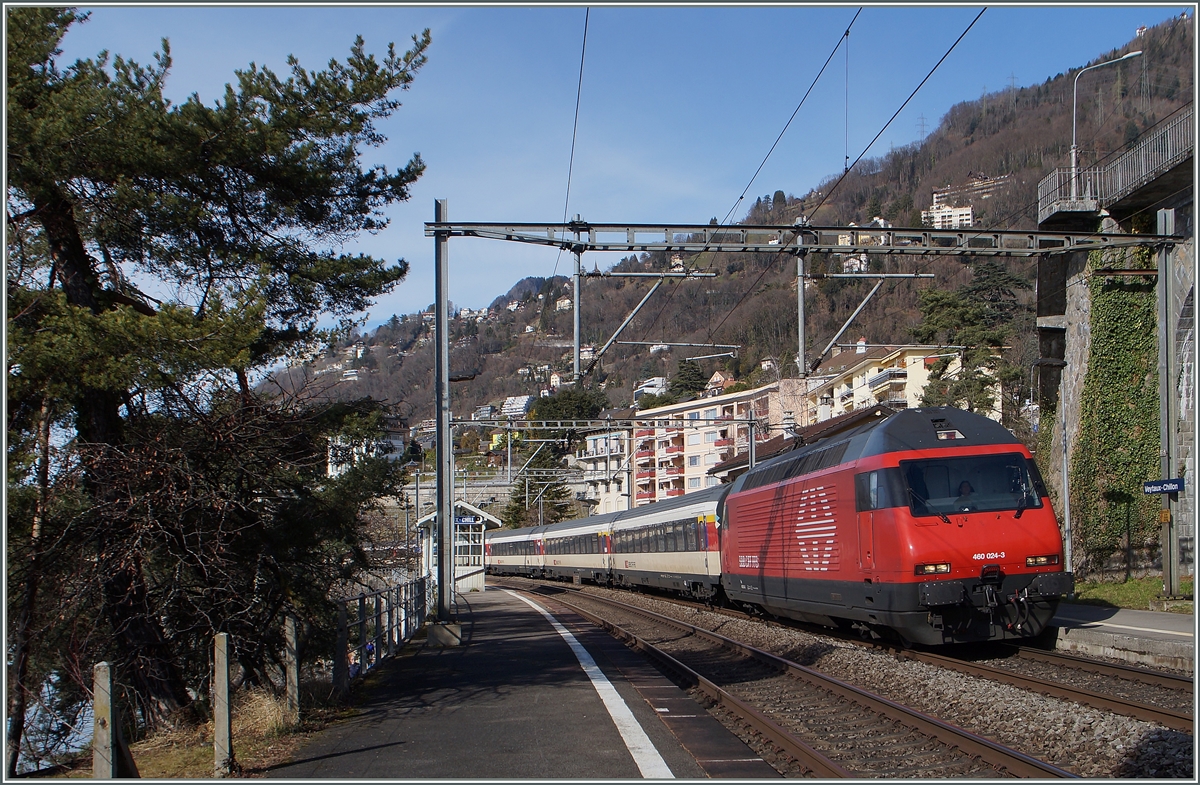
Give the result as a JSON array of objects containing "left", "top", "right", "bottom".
[
  {"left": 918, "top": 646, "right": 1193, "bottom": 732},
  {"left": 514, "top": 577, "right": 1191, "bottom": 734},
  {"left": 510, "top": 582, "right": 1077, "bottom": 778}
]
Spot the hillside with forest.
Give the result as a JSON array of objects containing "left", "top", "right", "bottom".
[{"left": 276, "top": 16, "right": 1193, "bottom": 434}]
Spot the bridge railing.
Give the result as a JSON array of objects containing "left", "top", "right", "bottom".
[
  {"left": 333, "top": 576, "right": 429, "bottom": 699},
  {"left": 1103, "top": 103, "right": 1193, "bottom": 205},
  {"left": 1038, "top": 103, "right": 1194, "bottom": 225}
]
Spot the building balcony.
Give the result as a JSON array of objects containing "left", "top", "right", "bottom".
[
  {"left": 663, "top": 445, "right": 684, "bottom": 455},
  {"left": 663, "top": 466, "right": 684, "bottom": 477},
  {"left": 867, "top": 368, "right": 907, "bottom": 391},
  {"left": 664, "top": 488, "right": 685, "bottom": 498},
  {"left": 635, "top": 468, "right": 656, "bottom": 480},
  {"left": 714, "top": 437, "right": 733, "bottom": 447},
  {"left": 635, "top": 449, "right": 654, "bottom": 460},
  {"left": 636, "top": 490, "right": 656, "bottom": 501},
  {"left": 635, "top": 428, "right": 655, "bottom": 438}
]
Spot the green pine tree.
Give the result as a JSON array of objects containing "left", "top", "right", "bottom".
[{"left": 6, "top": 6, "right": 431, "bottom": 743}]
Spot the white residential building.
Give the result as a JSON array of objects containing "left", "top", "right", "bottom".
[
  {"left": 633, "top": 376, "right": 668, "bottom": 402},
  {"left": 922, "top": 203, "right": 975, "bottom": 229},
  {"left": 500, "top": 395, "right": 536, "bottom": 418}
]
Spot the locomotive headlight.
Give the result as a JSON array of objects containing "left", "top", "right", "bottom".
[
  {"left": 915, "top": 562, "right": 951, "bottom": 575},
  {"left": 1026, "top": 554, "right": 1060, "bottom": 567}
]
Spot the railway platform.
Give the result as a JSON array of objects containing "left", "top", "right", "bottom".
[
  {"left": 1051, "top": 603, "right": 1194, "bottom": 673},
  {"left": 269, "top": 586, "right": 778, "bottom": 779}
]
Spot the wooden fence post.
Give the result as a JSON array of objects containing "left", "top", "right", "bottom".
[
  {"left": 333, "top": 603, "right": 349, "bottom": 700},
  {"left": 213, "top": 633, "right": 234, "bottom": 777},
  {"left": 91, "top": 662, "right": 139, "bottom": 778},
  {"left": 284, "top": 615, "right": 300, "bottom": 727}
]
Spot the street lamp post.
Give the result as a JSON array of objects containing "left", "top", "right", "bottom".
[{"left": 1071, "top": 50, "right": 1142, "bottom": 200}]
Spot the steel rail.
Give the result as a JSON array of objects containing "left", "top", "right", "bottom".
[
  {"left": 544, "top": 588, "right": 1077, "bottom": 779},
  {"left": 1011, "top": 644, "right": 1193, "bottom": 690},
  {"left": 897, "top": 648, "right": 1193, "bottom": 733},
  {"left": 535, "top": 591, "right": 852, "bottom": 778}
]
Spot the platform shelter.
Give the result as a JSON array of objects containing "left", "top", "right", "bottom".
[{"left": 417, "top": 500, "right": 502, "bottom": 594}]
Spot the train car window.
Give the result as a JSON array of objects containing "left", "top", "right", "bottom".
[{"left": 685, "top": 521, "right": 698, "bottom": 551}]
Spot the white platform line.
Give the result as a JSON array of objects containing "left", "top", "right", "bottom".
[
  {"left": 505, "top": 590, "right": 674, "bottom": 779},
  {"left": 1060, "top": 620, "right": 1194, "bottom": 638}
]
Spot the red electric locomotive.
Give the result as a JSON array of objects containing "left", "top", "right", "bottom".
[{"left": 719, "top": 406, "right": 1072, "bottom": 645}]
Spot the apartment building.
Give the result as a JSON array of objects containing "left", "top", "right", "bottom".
[
  {"left": 805, "top": 342, "right": 1000, "bottom": 423},
  {"left": 569, "top": 381, "right": 806, "bottom": 511}
]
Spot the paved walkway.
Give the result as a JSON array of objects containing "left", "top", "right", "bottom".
[{"left": 269, "top": 587, "right": 770, "bottom": 779}]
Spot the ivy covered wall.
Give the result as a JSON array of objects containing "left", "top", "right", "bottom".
[{"left": 1069, "top": 247, "right": 1161, "bottom": 576}]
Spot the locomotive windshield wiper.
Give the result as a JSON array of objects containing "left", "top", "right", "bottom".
[
  {"left": 1013, "top": 494, "right": 1028, "bottom": 519},
  {"left": 909, "top": 488, "right": 951, "bottom": 524}
]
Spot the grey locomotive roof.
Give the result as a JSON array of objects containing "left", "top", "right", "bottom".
[{"left": 856, "top": 406, "right": 1021, "bottom": 457}]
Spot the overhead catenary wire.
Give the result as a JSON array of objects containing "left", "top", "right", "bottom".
[
  {"left": 700, "top": 8, "right": 984, "bottom": 348},
  {"left": 807, "top": 7, "right": 986, "bottom": 219},
  {"left": 550, "top": 7, "right": 591, "bottom": 281},
  {"left": 633, "top": 8, "right": 863, "bottom": 345}
]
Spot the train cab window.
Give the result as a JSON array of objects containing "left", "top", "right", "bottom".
[
  {"left": 900, "top": 453, "right": 1045, "bottom": 517},
  {"left": 854, "top": 468, "right": 905, "bottom": 511}
]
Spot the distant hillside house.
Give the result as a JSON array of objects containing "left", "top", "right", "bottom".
[
  {"left": 704, "top": 371, "right": 736, "bottom": 397},
  {"left": 472, "top": 404, "right": 497, "bottom": 421},
  {"left": 633, "top": 377, "right": 668, "bottom": 403},
  {"left": 555, "top": 296, "right": 572, "bottom": 312}
]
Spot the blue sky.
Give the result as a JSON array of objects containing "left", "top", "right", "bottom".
[{"left": 57, "top": 3, "right": 1192, "bottom": 326}]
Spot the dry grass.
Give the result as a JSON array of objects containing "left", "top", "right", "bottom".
[{"left": 45, "top": 679, "right": 353, "bottom": 779}]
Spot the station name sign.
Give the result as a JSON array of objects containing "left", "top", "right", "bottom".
[{"left": 1143, "top": 478, "right": 1184, "bottom": 495}]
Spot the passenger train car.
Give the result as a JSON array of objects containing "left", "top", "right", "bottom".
[{"left": 485, "top": 407, "right": 1072, "bottom": 645}]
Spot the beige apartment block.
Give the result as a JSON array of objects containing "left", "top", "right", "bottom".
[{"left": 807, "top": 344, "right": 1000, "bottom": 423}]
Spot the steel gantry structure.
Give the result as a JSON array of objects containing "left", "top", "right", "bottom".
[{"left": 425, "top": 202, "right": 1177, "bottom": 621}]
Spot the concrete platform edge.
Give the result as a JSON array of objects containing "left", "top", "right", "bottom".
[{"left": 1052, "top": 625, "right": 1194, "bottom": 673}]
